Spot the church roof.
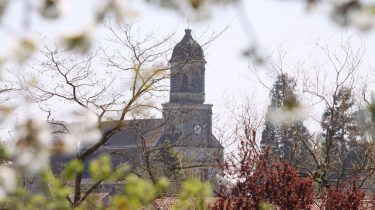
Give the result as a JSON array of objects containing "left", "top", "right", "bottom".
[
  {"left": 50, "top": 118, "right": 164, "bottom": 176},
  {"left": 50, "top": 118, "right": 222, "bottom": 150},
  {"left": 170, "top": 29, "right": 205, "bottom": 63},
  {"left": 48, "top": 119, "right": 164, "bottom": 149},
  {"left": 103, "top": 119, "right": 164, "bottom": 148}
]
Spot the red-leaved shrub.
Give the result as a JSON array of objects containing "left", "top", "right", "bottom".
[
  {"left": 323, "top": 179, "right": 365, "bottom": 210},
  {"left": 212, "top": 140, "right": 313, "bottom": 210}
]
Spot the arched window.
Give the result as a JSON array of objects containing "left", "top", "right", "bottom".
[
  {"left": 171, "top": 75, "right": 177, "bottom": 92},
  {"left": 201, "top": 71, "right": 205, "bottom": 93},
  {"left": 181, "top": 74, "right": 189, "bottom": 92},
  {"left": 192, "top": 72, "right": 201, "bottom": 93}
]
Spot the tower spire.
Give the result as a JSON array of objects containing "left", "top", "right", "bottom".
[
  {"left": 187, "top": 15, "right": 190, "bottom": 29},
  {"left": 169, "top": 29, "right": 205, "bottom": 104}
]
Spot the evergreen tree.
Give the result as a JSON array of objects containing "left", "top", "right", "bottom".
[
  {"left": 152, "top": 139, "right": 183, "bottom": 181},
  {"left": 321, "top": 87, "right": 363, "bottom": 183},
  {"left": 261, "top": 73, "right": 311, "bottom": 166},
  {"left": 357, "top": 94, "right": 375, "bottom": 141}
]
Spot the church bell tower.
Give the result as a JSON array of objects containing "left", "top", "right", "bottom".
[
  {"left": 157, "top": 29, "right": 223, "bottom": 190},
  {"left": 169, "top": 29, "right": 205, "bottom": 104},
  {"left": 160, "top": 29, "right": 214, "bottom": 148}
]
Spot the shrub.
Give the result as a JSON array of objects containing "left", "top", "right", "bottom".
[
  {"left": 323, "top": 179, "right": 365, "bottom": 210},
  {"left": 213, "top": 140, "right": 313, "bottom": 210}
]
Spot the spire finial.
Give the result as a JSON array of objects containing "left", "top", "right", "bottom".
[
  {"left": 187, "top": 15, "right": 190, "bottom": 29},
  {"left": 185, "top": 29, "right": 191, "bottom": 35}
]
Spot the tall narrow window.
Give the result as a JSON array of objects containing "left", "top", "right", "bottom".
[
  {"left": 181, "top": 74, "right": 189, "bottom": 92},
  {"left": 201, "top": 72, "right": 205, "bottom": 93},
  {"left": 171, "top": 75, "right": 177, "bottom": 92},
  {"left": 192, "top": 72, "right": 201, "bottom": 93},
  {"left": 201, "top": 169, "right": 208, "bottom": 181}
]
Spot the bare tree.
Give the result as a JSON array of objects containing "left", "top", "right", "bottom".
[
  {"left": 299, "top": 40, "right": 375, "bottom": 193},
  {"left": 246, "top": 38, "right": 375, "bottom": 194},
  {"left": 15, "top": 23, "right": 174, "bottom": 206}
]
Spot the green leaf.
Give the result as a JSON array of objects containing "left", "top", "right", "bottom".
[
  {"left": 0, "top": 144, "right": 8, "bottom": 160},
  {"left": 109, "top": 164, "right": 131, "bottom": 181},
  {"left": 258, "top": 202, "right": 277, "bottom": 210},
  {"left": 89, "top": 155, "right": 113, "bottom": 182},
  {"left": 173, "top": 179, "right": 212, "bottom": 210},
  {"left": 61, "top": 159, "right": 83, "bottom": 181},
  {"left": 155, "top": 176, "right": 170, "bottom": 193}
]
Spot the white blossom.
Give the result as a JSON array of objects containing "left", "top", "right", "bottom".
[
  {"left": 12, "top": 37, "right": 39, "bottom": 63},
  {"left": 14, "top": 149, "right": 50, "bottom": 175},
  {"left": 0, "top": 166, "right": 16, "bottom": 200},
  {"left": 328, "top": 0, "right": 353, "bottom": 6},
  {"left": 12, "top": 119, "right": 52, "bottom": 175},
  {"left": 39, "top": 0, "right": 66, "bottom": 19},
  {"left": 269, "top": 105, "right": 309, "bottom": 125},
  {"left": 60, "top": 109, "right": 101, "bottom": 154},
  {"left": 351, "top": 9, "right": 375, "bottom": 31},
  {"left": 58, "top": 134, "right": 80, "bottom": 154}
]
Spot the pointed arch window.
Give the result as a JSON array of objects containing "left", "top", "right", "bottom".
[
  {"left": 192, "top": 72, "right": 201, "bottom": 93},
  {"left": 171, "top": 74, "right": 177, "bottom": 92},
  {"left": 181, "top": 74, "right": 189, "bottom": 92}
]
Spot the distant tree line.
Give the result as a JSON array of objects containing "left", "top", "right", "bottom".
[{"left": 260, "top": 72, "right": 375, "bottom": 192}]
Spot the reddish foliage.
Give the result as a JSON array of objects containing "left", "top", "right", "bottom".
[
  {"left": 213, "top": 140, "right": 314, "bottom": 210},
  {"left": 323, "top": 180, "right": 365, "bottom": 210}
]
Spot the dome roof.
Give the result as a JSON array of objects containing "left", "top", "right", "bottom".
[{"left": 170, "top": 29, "right": 205, "bottom": 63}]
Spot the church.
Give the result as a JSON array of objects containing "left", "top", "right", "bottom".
[{"left": 52, "top": 29, "right": 223, "bottom": 193}]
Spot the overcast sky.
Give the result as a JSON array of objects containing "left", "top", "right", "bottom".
[
  {"left": 1, "top": 0, "right": 375, "bottom": 139},
  {"left": 125, "top": 1, "right": 375, "bottom": 134}
]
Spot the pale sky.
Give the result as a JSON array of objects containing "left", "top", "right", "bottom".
[
  {"left": 130, "top": 0, "right": 375, "bottom": 136},
  {"left": 1, "top": 0, "right": 375, "bottom": 142}
]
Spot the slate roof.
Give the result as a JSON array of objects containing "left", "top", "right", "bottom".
[
  {"left": 49, "top": 119, "right": 164, "bottom": 149},
  {"left": 50, "top": 117, "right": 223, "bottom": 151},
  {"left": 170, "top": 29, "right": 205, "bottom": 63},
  {"left": 103, "top": 118, "right": 164, "bottom": 148}
]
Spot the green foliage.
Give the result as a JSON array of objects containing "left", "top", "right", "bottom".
[
  {"left": 62, "top": 159, "right": 83, "bottom": 181},
  {"left": 0, "top": 145, "right": 215, "bottom": 210},
  {"left": 11, "top": 169, "right": 73, "bottom": 210},
  {"left": 76, "top": 194, "right": 105, "bottom": 210},
  {"left": 89, "top": 155, "right": 113, "bottom": 182},
  {"left": 109, "top": 175, "right": 170, "bottom": 210},
  {"left": 321, "top": 87, "right": 363, "bottom": 183},
  {"left": 368, "top": 102, "right": 375, "bottom": 125},
  {"left": 88, "top": 155, "right": 131, "bottom": 184},
  {"left": 0, "top": 143, "right": 9, "bottom": 165},
  {"left": 39, "top": 169, "right": 72, "bottom": 209},
  {"left": 261, "top": 73, "right": 311, "bottom": 166},
  {"left": 173, "top": 178, "right": 212, "bottom": 210},
  {"left": 152, "top": 139, "right": 183, "bottom": 180},
  {"left": 362, "top": 94, "right": 375, "bottom": 139},
  {"left": 258, "top": 202, "right": 277, "bottom": 210},
  {"left": 109, "top": 164, "right": 131, "bottom": 181}
]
